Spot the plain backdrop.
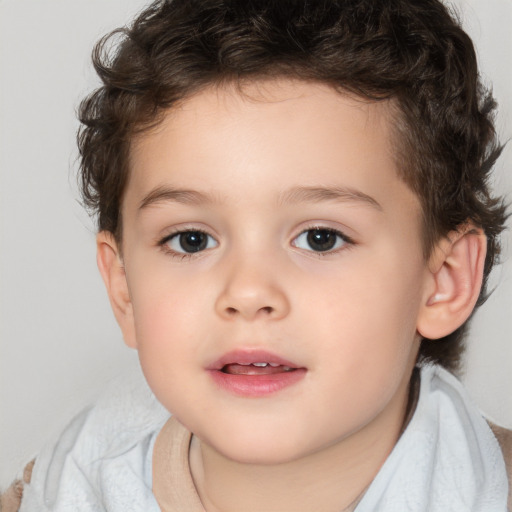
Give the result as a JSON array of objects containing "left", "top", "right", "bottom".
[{"left": 1, "top": 0, "right": 511, "bottom": 490}]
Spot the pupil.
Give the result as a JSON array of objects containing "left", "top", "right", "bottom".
[
  {"left": 179, "top": 232, "right": 207, "bottom": 253},
  {"left": 307, "top": 229, "right": 336, "bottom": 252}
]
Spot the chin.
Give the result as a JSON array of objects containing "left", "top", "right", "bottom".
[{"left": 207, "top": 431, "right": 313, "bottom": 466}]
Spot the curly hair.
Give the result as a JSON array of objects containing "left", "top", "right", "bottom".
[{"left": 77, "top": 0, "right": 508, "bottom": 372}]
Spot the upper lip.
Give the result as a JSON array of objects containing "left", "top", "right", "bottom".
[{"left": 208, "top": 349, "right": 303, "bottom": 371}]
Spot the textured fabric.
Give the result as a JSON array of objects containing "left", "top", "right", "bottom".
[
  {"left": 18, "top": 368, "right": 169, "bottom": 512},
  {"left": 355, "top": 365, "right": 509, "bottom": 511},
  {"left": 16, "top": 365, "right": 509, "bottom": 512}
]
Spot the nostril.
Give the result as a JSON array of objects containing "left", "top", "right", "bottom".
[{"left": 223, "top": 305, "right": 274, "bottom": 316}]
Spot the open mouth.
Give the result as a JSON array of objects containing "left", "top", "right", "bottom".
[
  {"left": 209, "top": 350, "right": 306, "bottom": 396},
  {"left": 221, "top": 362, "right": 296, "bottom": 375}
]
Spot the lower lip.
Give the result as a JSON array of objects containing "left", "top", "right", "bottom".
[{"left": 209, "top": 368, "right": 307, "bottom": 397}]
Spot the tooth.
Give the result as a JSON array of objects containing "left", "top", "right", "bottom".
[
  {"left": 237, "top": 362, "right": 251, "bottom": 366},
  {"left": 282, "top": 366, "right": 292, "bottom": 372},
  {"left": 252, "top": 362, "right": 268, "bottom": 367}
]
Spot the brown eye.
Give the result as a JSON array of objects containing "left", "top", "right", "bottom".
[
  {"left": 293, "top": 228, "right": 348, "bottom": 253},
  {"left": 165, "top": 230, "right": 217, "bottom": 254},
  {"left": 307, "top": 229, "right": 337, "bottom": 251}
]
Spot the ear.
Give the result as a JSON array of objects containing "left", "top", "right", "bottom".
[
  {"left": 96, "top": 231, "right": 137, "bottom": 349},
  {"left": 417, "top": 226, "right": 487, "bottom": 340}
]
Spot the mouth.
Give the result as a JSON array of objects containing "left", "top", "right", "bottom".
[
  {"left": 208, "top": 350, "right": 306, "bottom": 397},
  {"left": 221, "top": 362, "right": 296, "bottom": 376}
]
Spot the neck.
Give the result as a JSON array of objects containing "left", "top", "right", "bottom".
[
  {"left": 189, "top": 376, "right": 414, "bottom": 512},
  {"left": 191, "top": 439, "right": 368, "bottom": 512}
]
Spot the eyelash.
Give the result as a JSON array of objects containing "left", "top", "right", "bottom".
[
  {"left": 291, "top": 226, "right": 354, "bottom": 257},
  {"left": 158, "top": 229, "right": 217, "bottom": 260},
  {"left": 157, "top": 226, "right": 354, "bottom": 260}
]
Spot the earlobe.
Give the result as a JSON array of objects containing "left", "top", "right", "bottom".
[
  {"left": 417, "top": 226, "right": 487, "bottom": 340},
  {"left": 96, "top": 231, "right": 137, "bottom": 348}
]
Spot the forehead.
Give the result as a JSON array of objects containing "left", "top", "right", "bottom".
[
  {"left": 131, "top": 80, "right": 393, "bottom": 155},
  {"left": 125, "top": 79, "right": 418, "bottom": 219}
]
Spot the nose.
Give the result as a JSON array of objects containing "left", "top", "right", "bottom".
[{"left": 214, "top": 257, "right": 290, "bottom": 321}]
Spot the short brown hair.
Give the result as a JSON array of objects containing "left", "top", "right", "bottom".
[{"left": 78, "top": 0, "right": 508, "bottom": 372}]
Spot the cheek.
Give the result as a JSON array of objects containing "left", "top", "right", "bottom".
[
  {"left": 305, "top": 253, "right": 424, "bottom": 374},
  {"left": 128, "top": 269, "right": 210, "bottom": 377},
  {"left": 130, "top": 258, "right": 209, "bottom": 332},
  {"left": 302, "top": 267, "right": 422, "bottom": 433},
  {"left": 132, "top": 288, "right": 206, "bottom": 415}
]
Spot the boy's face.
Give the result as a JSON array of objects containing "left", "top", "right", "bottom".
[{"left": 115, "top": 80, "right": 431, "bottom": 464}]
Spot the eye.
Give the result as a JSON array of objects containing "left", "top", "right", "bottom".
[
  {"left": 292, "top": 228, "right": 349, "bottom": 253},
  {"left": 163, "top": 230, "right": 218, "bottom": 254}
]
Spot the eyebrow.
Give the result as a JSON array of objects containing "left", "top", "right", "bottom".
[
  {"left": 278, "top": 186, "right": 382, "bottom": 211},
  {"left": 138, "top": 184, "right": 382, "bottom": 212},
  {"left": 138, "top": 186, "right": 218, "bottom": 211}
]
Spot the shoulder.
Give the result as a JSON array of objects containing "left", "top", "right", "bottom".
[
  {"left": 488, "top": 421, "right": 512, "bottom": 509},
  {"left": 2, "top": 369, "right": 169, "bottom": 511}
]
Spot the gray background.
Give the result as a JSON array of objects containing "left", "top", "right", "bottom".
[{"left": 1, "top": 0, "right": 511, "bottom": 489}]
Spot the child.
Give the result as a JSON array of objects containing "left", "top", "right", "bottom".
[{"left": 3, "top": 0, "right": 511, "bottom": 510}]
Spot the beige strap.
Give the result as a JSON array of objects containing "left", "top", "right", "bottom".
[
  {"left": 152, "top": 417, "right": 205, "bottom": 512},
  {"left": 0, "top": 460, "right": 34, "bottom": 512},
  {"left": 489, "top": 422, "right": 512, "bottom": 511}
]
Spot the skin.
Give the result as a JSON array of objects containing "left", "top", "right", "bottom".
[{"left": 97, "top": 80, "right": 486, "bottom": 511}]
